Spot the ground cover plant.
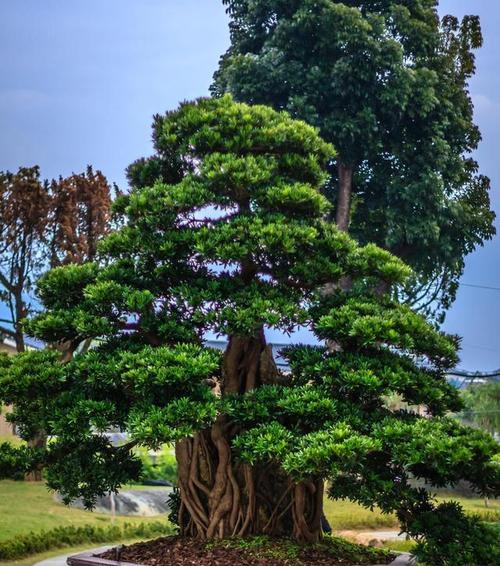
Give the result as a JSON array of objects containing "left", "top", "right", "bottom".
[
  {"left": 99, "top": 534, "right": 395, "bottom": 566},
  {"left": 0, "top": 96, "right": 498, "bottom": 565}
]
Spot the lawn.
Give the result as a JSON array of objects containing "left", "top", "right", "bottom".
[
  {"left": 0, "top": 480, "right": 497, "bottom": 542},
  {"left": 0, "top": 481, "right": 169, "bottom": 542},
  {"left": 323, "top": 492, "right": 499, "bottom": 531}
]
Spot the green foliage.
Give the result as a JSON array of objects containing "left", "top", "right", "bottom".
[
  {"left": 460, "top": 381, "right": 500, "bottom": 436},
  {"left": 315, "top": 296, "right": 459, "bottom": 364},
  {"left": 0, "top": 343, "right": 220, "bottom": 505},
  {"left": 0, "top": 442, "right": 38, "bottom": 480},
  {"left": 0, "top": 521, "right": 172, "bottom": 561},
  {"left": 207, "top": 534, "right": 393, "bottom": 564},
  {"left": 407, "top": 502, "right": 500, "bottom": 566},
  {"left": 215, "top": 0, "right": 496, "bottom": 320},
  {"left": 0, "top": 95, "right": 497, "bottom": 560},
  {"left": 35, "top": 263, "right": 99, "bottom": 310},
  {"left": 167, "top": 487, "right": 182, "bottom": 529}
]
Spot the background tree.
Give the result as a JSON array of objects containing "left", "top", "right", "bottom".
[
  {"left": 213, "top": 0, "right": 496, "bottom": 321},
  {"left": 0, "top": 98, "right": 497, "bottom": 564},
  {"left": 460, "top": 381, "right": 500, "bottom": 437},
  {"left": 0, "top": 165, "right": 114, "bottom": 480},
  {"left": 0, "top": 167, "right": 50, "bottom": 352},
  {"left": 48, "top": 166, "right": 115, "bottom": 267},
  {"left": 0, "top": 165, "right": 114, "bottom": 353}
]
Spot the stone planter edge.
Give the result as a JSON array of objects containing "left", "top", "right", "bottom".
[{"left": 67, "top": 549, "right": 415, "bottom": 566}]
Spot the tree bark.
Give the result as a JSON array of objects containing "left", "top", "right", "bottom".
[
  {"left": 335, "top": 162, "right": 353, "bottom": 232},
  {"left": 13, "top": 289, "right": 25, "bottom": 353},
  {"left": 26, "top": 432, "right": 46, "bottom": 482},
  {"left": 176, "top": 428, "right": 323, "bottom": 542},
  {"left": 176, "top": 331, "right": 323, "bottom": 542}
]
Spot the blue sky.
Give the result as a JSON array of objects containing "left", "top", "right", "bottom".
[{"left": 0, "top": 1, "right": 498, "bottom": 371}]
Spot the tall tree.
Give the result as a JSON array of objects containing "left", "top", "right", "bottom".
[
  {"left": 0, "top": 167, "right": 50, "bottom": 352},
  {"left": 0, "top": 165, "right": 114, "bottom": 353},
  {"left": 48, "top": 166, "right": 115, "bottom": 267},
  {"left": 213, "top": 0, "right": 496, "bottom": 321},
  {"left": 460, "top": 382, "right": 500, "bottom": 437},
  {"left": 0, "top": 98, "right": 497, "bottom": 564},
  {"left": 0, "top": 165, "right": 114, "bottom": 480}
]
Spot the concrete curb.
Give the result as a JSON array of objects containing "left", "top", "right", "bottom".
[
  {"left": 386, "top": 553, "right": 416, "bottom": 566},
  {"left": 66, "top": 549, "right": 416, "bottom": 566}
]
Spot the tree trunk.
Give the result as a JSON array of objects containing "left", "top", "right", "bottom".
[
  {"left": 13, "top": 290, "right": 25, "bottom": 353},
  {"left": 176, "top": 428, "right": 323, "bottom": 542},
  {"left": 176, "top": 331, "right": 323, "bottom": 542},
  {"left": 335, "top": 162, "right": 353, "bottom": 232},
  {"left": 14, "top": 323, "right": 25, "bottom": 353},
  {"left": 26, "top": 432, "right": 46, "bottom": 482}
]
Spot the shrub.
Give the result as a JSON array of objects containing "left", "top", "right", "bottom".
[
  {"left": 0, "top": 521, "right": 172, "bottom": 560},
  {"left": 136, "top": 445, "right": 177, "bottom": 484},
  {"left": 409, "top": 501, "right": 500, "bottom": 566}
]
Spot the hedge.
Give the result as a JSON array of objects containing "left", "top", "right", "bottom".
[{"left": 0, "top": 521, "right": 173, "bottom": 560}]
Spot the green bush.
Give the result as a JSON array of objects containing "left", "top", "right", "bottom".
[
  {"left": 409, "top": 502, "right": 500, "bottom": 566},
  {"left": 137, "top": 446, "right": 177, "bottom": 484},
  {"left": 0, "top": 521, "right": 172, "bottom": 560}
]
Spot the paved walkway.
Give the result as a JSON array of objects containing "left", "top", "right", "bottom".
[
  {"left": 340, "top": 529, "right": 407, "bottom": 545},
  {"left": 34, "top": 546, "right": 111, "bottom": 566}
]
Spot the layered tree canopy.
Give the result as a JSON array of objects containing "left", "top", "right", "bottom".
[
  {"left": 0, "top": 97, "right": 498, "bottom": 563},
  {"left": 213, "top": 0, "right": 496, "bottom": 321}
]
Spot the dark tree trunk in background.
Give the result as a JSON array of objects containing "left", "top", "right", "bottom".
[
  {"left": 336, "top": 163, "right": 353, "bottom": 232},
  {"left": 176, "top": 331, "right": 324, "bottom": 542},
  {"left": 26, "top": 433, "right": 46, "bottom": 482}
]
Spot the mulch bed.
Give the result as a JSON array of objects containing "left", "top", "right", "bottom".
[{"left": 99, "top": 536, "right": 396, "bottom": 566}]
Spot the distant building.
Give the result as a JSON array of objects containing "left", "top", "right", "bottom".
[{"left": 446, "top": 368, "right": 500, "bottom": 389}]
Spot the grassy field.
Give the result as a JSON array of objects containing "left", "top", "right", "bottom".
[
  {"left": 0, "top": 481, "right": 170, "bottom": 542},
  {"left": 324, "top": 493, "right": 499, "bottom": 530},
  {"left": 0, "top": 479, "right": 497, "bottom": 542}
]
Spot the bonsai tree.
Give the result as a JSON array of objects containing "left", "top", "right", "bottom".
[{"left": 0, "top": 97, "right": 498, "bottom": 561}]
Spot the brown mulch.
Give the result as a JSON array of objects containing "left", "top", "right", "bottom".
[{"left": 98, "top": 536, "right": 395, "bottom": 566}]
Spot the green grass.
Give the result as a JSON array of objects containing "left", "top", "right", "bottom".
[
  {"left": 0, "top": 479, "right": 497, "bottom": 561},
  {"left": 383, "top": 539, "right": 415, "bottom": 553},
  {"left": 0, "top": 481, "right": 170, "bottom": 542},
  {"left": 324, "top": 499, "right": 399, "bottom": 530},
  {"left": 0, "top": 435, "right": 24, "bottom": 447},
  {"left": 323, "top": 495, "right": 499, "bottom": 531},
  {"left": 1, "top": 479, "right": 497, "bottom": 541}
]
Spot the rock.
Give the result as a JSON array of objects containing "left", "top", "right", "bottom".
[
  {"left": 368, "top": 538, "right": 383, "bottom": 548},
  {"left": 54, "top": 488, "right": 172, "bottom": 516}
]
